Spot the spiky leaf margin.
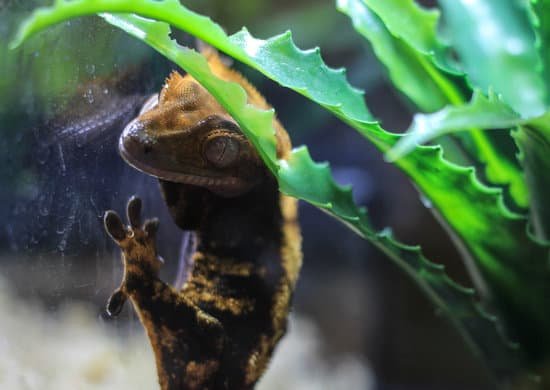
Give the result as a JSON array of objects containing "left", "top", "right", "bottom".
[
  {"left": 386, "top": 87, "right": 550, "bottom": 244},
  {"left": 336, "top": 0, "right": 454, "bottom": 112},
  {"left": 360, "top": 0, "right": 458, "bottom": 74},
  {"left": 338, "top": 0, "right": 528, "bottom": 208},
  {"left": 388, "top": 91, "right": 522, "bottom": 159}
]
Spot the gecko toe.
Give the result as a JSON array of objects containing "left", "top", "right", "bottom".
[
  {"left": 127, "top": 195, "right": 142, "bottom": 228},
  {"left": 106, "top": 288, "right": 127, "bottom": 317},
  {"left": 144, "top": 218, "right": 160, "bottom": 238},
  {"left": 104, "top": 211, "right": 126, "bottom": 242}
]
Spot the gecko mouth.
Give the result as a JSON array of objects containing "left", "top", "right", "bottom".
[{"left": 119, "top": 136, "right": 249, "bottom": 193}]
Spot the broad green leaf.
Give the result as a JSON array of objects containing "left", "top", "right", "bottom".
[
  {"left": 338, "top": 0, "right": 528, "bottom": 209},
  {"left": 351, "top": 0, "right": 538, "bottom": 211},
  {"left": 10, "top": 0, "right": 373, "bottom": 125},
  {"left": 384, "top": 88, "right": 550, "bottom": 350},
  {"left": 388, "top": 91, "right": 522, "bottom": 159},
  {"left": 387, "top": 92, "right": 550, "bottom": 235},
  {"left": 339, "top": 0, "right": 464, "bottom": 109},
  {"left": 360, "top": 0, "right": 457, "bottom": 74},
  {"left": 12, "top": 0, "right": 550, "bottom": 371},
  {"left": 387, "top": 90, "right": 527, "bottom": 207},
  {"left": 336, "top": 0, "right": 451, "bottom": 112},
  {"left": 438, "top": 0, "right": 547, "bottom": 117},
  {"left": 280, "top": 149, "right": 522, "bottom": 382}
]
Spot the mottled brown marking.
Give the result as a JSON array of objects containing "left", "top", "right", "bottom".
[{"left": 185, "top": 360, "right": 219, "bottom": 390}]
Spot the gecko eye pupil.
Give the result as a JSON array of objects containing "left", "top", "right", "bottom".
[{"left": 203, "top": 136, "right": 240, "bottom": 168}]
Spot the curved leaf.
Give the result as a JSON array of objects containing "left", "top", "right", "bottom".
[
  {"left": 438, "top": 0, "right": 547, "bottom": 117},
  {"left": 388, "top": 90, "right": 521, "bottom": 158},
  {"left": 280, "top": 147, "right": 523, "bottom": 382},
  {"left": 10, "top": 0, "right": 373, "bottom": 125},
  {"left": 334, "top": 3, "right": 548, "bottom": 356},
  {"left": 336, "top": 0, "right": 452, "bottom": 112},
  {"left": 360, "top": 0, "right": 457, "bottom": 74},
  {"left": 338, "top": 0, "right": 466, "bottom": 110},
  {"left": 338, "top": 0, "right": 528, "bottom": 209}
]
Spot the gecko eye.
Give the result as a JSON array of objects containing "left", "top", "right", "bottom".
[{"left": 203, "top": 135, "right": 240, "bottom": 168}]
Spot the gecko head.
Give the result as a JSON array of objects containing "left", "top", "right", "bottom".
[{"left": 119, "top": 71, "right": 266, "bottom": 197}]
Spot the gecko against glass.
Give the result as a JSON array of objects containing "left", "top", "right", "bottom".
[{"left": 103, "top": 50, "right": 302, "bottom": 390}]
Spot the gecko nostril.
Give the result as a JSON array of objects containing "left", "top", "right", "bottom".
[{"left": 120, "top": 117, "right": 158, "bottom": 161}]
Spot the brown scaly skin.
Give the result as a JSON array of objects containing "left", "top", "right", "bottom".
[{"left": 104, "top": 50, "right": 302, "bottom": 390}]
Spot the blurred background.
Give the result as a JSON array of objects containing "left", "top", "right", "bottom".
[{"left": 0, "top": 0, "right": 493, "bottom": 388}]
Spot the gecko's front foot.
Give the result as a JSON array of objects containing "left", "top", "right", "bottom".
[{"left": 103, "top": 195, "right": 163, "bottom": 317}]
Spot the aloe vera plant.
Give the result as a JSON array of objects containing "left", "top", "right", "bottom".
[{"left": 10, "top": 0, "right": 550, "bottom": 387}]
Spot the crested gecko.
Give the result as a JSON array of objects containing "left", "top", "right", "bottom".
[{"left": 103, "top": 50, "right": 302, "bottom": 390}]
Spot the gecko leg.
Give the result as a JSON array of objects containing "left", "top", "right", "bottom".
[
  {"left": 104, "top": 196, "right": 161, "bottom": 317},
  {"left": 103, "top": 196, "right": 225, "bottom": 390}
]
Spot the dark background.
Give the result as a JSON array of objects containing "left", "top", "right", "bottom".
[{"left": 0, "top": 0, "right": 491, "bottom": 388}]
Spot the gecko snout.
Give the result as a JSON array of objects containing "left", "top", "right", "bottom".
[{"left": 120, "top": 118, "right": 157, "bottom": 158}]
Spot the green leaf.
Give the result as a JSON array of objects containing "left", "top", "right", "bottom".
[
  {"left": 438, "top": 0, "right": 547, "bottom": 117},
  {"left": 336, "top": 0, "right": 453, "bottom": 112},
  {"left": 10, "top": 0, "right": 373, "bottom": 125},
  {"left": 338, "top": 0, "right": 528, "bottom": 209},
  {"left": 337, "top": 3, "right": 542, "bottom": 338},
  {"left": 280, "top": 147, "right": 524, "bottom": 381},
  {"left": 360, "top": 0, "right": 457, "bottom": 74},
  {"left": 387, "top": 91, "right": 550, "bottom": 217},
  {"left": 389, "top": 91, "right": 522, "bottom": 159},
  {"left": 339, "top": 0, "right": 465, "bottom": 111},
  {"left": 11, "top": 0, "right": 550, "bottom": 373}
]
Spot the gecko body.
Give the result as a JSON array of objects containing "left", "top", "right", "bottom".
[{"left": 104, "top": 51, "right": 302, "bottom": 390}]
